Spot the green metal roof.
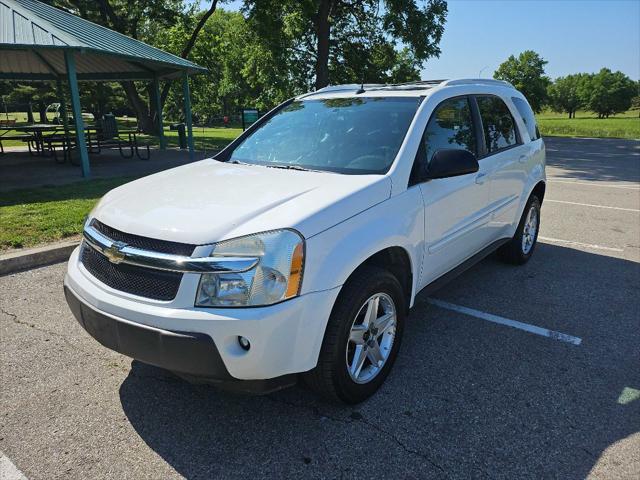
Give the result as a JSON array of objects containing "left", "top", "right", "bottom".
[{"left": 0, "top": 0, "right": 207, "bottom": 80}]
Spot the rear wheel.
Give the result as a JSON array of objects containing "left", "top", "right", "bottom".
[
  {"left": 304, "top": 266, "right": 405, "bottom": 404},
  {"left": 498, "top": 195, "right": 541, "bottom": 265}
]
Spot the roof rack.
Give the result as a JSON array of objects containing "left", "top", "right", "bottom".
[
  {"left": 439, "top": 78, "right": 515, "bottom": 88},
  {"left": 296, "top": 78, "right": 515, "bottom": 99}
]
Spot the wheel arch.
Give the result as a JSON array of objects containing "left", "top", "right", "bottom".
[
  {"left": 341, "top": 246, "right": 413, "bottom": 315},
  {"left": 531, "top": 180, "right": 546, "bottom": 204}
]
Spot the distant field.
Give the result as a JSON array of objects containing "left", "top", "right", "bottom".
[{"left": 536, "top": 110, "right": 639, "bottom": 139}]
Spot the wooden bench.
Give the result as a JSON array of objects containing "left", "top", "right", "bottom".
[{"left": 0, "top": 119, "right": 17, "bottom": 128}]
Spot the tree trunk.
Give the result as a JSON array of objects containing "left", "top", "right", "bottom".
[
  {"left": 38, "top": 101, "right": 47, "bottom": 123},
  {"left": 121, "top": 81, "right": 154, "bottom": 133},
  {"left": 27, "top": 103, "right": 34, "bottom": 123},
  {"left": 314, "top": 0, "right": 332, "bottom": 90}
]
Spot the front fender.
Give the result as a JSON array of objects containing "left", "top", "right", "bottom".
[{"left": 301, "top": 188, "right": 425, "bottom": 307}]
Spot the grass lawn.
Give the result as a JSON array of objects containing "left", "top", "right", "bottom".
[
  {"left": 0, "top": 177, "right": 135, "bottom": 251},
  {"left": 536, "top": 110, "right": 639, "bottom": 139},
  {"left": 139, "top": 126, "right": 242, "bottom": 151}
]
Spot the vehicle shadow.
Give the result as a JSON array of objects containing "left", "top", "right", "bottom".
[
  {"left": 119, "top": 243, "right": 639, "bottom": 479},
  {"left": 544, "top": 137, "right": 640, "bottom": 183}
]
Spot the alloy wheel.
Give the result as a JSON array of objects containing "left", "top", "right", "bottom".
[
  {"left": 522, "top": 204, "right": 538, "bottom": 254},
  {"left": 346, "top": 293, "right": 397, "bottom": 384}
]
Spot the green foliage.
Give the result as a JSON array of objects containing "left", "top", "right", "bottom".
[
  {"left": 244, "top": 0, "right": 447, "bottom": 89},
  {"left": 494, "top": 50, "right": 550, "bottom": 113},
  {"left": 547, "top": 70, "right": 636, "bottom": 119},
  {"left": 547, "top": 74, "right": 589, "bottom": 118},
  {"left": 583, "top": 68, "right": 637, "bottom": 118}
]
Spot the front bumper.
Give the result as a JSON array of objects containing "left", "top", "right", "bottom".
[
  {"left": 64, "top": 246, "right": 341, "bottom": 384},
  {"left": 64, "top": 286, "right": 296, "bottom": 394}
]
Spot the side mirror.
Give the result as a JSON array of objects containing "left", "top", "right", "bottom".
[{"left": 425, "top": 149, "right": 479, "bottom": 180}]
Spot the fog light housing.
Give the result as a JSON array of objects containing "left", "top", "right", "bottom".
[{"left": 238, "top": 336, "right": 251, "bottom": 351}]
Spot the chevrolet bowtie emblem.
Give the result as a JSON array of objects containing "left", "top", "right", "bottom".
[{"left": 103, "top": 241, "right": 127, "bottom": 264}]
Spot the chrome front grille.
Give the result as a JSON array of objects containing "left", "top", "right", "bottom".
[
  {"left": 80, "top": 220, "right": 196, "bottom": 301},
  {"left": 81, "top": 245, "right": 183, "bottom": 301}
]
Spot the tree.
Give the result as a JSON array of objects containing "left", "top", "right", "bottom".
[
  {"left": 547, "top": 74, "right": 588, "bottom": 118},
  {"left": 584, "top": 68, "right": 636, "bottom": 118},
  {"left": 494, "top": 50, "right": 550, "bottom": 112},
  {"left": 6, "top": 83, "right": 58, "bottom": 123},
  {"left": 153, "top": 8, "right": 295, "bottom": 122},
  {"left": 630, "top": 81, "right": 640, "bottom": 118},
  {"left": 244, "top": 0, "right": 447, "bottom": 90}
]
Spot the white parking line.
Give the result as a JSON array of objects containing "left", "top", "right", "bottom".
[
  {"left": 0, "top": 452, "right": 28, "bottom": 480},
  {"left": 538, "top": 236, "right": 624, "bottom": 253},
  {"left": 428, "top": 298, "right": 582, "bottom": 346},
  {"left": 548, "top": 179, "right": 640, "bottom": 190},
  {"left": 546, "top": 199, "right": 640, "bottom": 213}
]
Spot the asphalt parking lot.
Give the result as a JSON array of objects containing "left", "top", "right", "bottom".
[{"left": 1, "top": 137, "right": 639, "bottom": 479}]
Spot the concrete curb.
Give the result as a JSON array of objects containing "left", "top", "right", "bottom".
[{"left": 0, "top": 239, "right": 79, "bottom": 276}]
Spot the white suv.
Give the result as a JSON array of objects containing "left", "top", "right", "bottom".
[{"left": 64, "top": 79, "right": 545, "bottom": 403}]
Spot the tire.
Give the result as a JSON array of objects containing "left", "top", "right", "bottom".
[
  {"left": 304, "top": 265, "right": 406, "bottom": 404},
  {"left": 498, "top": 195, "right": 541, "bottom": 265}
]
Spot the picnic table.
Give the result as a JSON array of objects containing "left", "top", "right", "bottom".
[
  {"left": 12, "top": 124, "right": 60, "bottom": 154},
  {"left": 1, "top": 120, "right": 149, "bottom": 160},
  {"left": 0, "top": 124, "right": 98, "bottom": 157}
]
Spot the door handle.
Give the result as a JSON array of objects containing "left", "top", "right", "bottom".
[
  {"left": 475, "top": 173, "right": 487, "bottom": 185},
  {"left": 518, "top": 154, "right": 527, "bottom": 163}
]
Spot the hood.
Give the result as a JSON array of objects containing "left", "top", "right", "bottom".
[{"left": 92, "top": 159, "right": 391, "bottom": 244}]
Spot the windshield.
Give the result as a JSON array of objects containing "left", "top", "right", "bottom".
[{"left": 229, "top": 97, "right": 421, "bottom": 174}]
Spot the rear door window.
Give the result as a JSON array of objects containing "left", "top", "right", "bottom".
[
  {"left": 476, "top": 96, "right": 519, "bottom": 153},
  {"left": 512, "top": 97, "right": 540, "bottom": 140}
]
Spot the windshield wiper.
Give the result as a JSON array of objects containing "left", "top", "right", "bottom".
[{"left": 264, "top": 164, "right": 319, "bottom": 172}]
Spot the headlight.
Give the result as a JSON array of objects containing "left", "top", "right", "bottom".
[{"left": 195, "top": 229, "right": 304, "bottom": 307}]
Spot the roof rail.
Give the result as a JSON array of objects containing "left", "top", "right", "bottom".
[
  {"left": 296, "top": 78, "right": 515, "bottom": 99},
  {"left": 440, "top": 78, "right": 515, "bottom": 88}
]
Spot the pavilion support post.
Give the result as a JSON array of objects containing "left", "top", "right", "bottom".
[
  {"left": 182, "top": 71, "right": 194, "bottom": 160},
  {"left": 64, "top": 50, "right": 90, "bottom": 178},
  {"left": 152, "top": 76, "right": 166, "bottom": 150}
]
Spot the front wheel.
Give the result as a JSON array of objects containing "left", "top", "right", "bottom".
[
  {"left": 304, "top": 266, "right": 406, "bottom": 404},
  {"left": 498, "top": 195, "right": 541, "bottom": 265}
]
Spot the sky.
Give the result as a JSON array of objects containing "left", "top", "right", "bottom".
[
  {"left": 202, "top": 0, "right": 640, "bottom": 80},
  {"left": 421, "top": 0, "right": 640, "bottom": 80}
]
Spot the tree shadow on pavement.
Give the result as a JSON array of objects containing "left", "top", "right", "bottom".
[
  {"left": 119, "top": 243, "right": 639, "bottom": 479},
  {"left": 544, "top": 137, "right": 640, "bottom": 183}
]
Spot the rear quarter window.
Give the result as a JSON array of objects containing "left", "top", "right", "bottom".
[
  {"left": 476, "top": 95, "right": 519, "bottom": 153},
  {"left": 511, "top": 97, "right": 540, "bottom": 141}
]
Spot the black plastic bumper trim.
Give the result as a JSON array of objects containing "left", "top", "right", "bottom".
[{"left": 64, "top": 286, "right": 297, "bottom": 394}]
